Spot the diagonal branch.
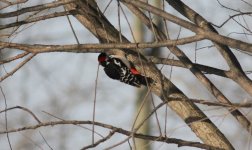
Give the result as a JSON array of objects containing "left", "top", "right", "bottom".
[
  {"left": 0, "top": 11, "right": 76, "bottom": 30},
  {"left": 0, "top": 0, "right": 76, "bottom": 18},
  {"left": 123, "top": 0, "right": 251, "bottom": 135},
  {"left": 81, "top": 130, "right": 116, "bottom": 150},
  {"left": 165, "top": 0, "right": 252, "bottom": 103},
  {"left": 0, "top": 106, "right": 41, "bottom": 123},
  {"left": 0, "top": 52, "right": 29, "bottom": 65},
  {"left": 0, "top": 53, "right": 36, "bottom": 82},
  {"left": 149, "top": 56, "right": 231, "bottom": 78},
  {"left": 121, "top": 0, "right": 252, "bottom": 54}
]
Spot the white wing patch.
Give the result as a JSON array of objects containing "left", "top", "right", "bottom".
[
  {"left": 114, "top": 59, "right": 121, "bottom": 67},
  {"left": 111, "top": 55, "right": 131, "bottom": 68},
  {"left": 121, "top": 68, "right": 127, "bottom": 75}
]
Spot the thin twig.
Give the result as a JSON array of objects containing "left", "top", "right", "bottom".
[
  {"left": 0, "top": 106, "right": 41, "bottom": 123},
  {"left": 0, "top": 53, "right": 36, "bottom": 82},
  {"left": 0, "top": 52, "right": 29, "bottom": 65},
  {"left": 92, "top": 64, "right": 100, "bottom": 144},
  {"left": 64, "top": 7, "right": 80, "bottom": 45},
  {"left": 39, "top": 131, "right": 53, "bottom": 150},
  {"left": 0, "top": 0, "right": 28, "bottom": 10},
  {"left": 0, "top": 11, "right": 74, "bottom": 30},
  {"left": 42, "top": 111, "right": 104, "bottom": 138},
  {"left": 81, "top": 129, "right": 116, "bottom": 150},
  {"left": 212, "top": 12, "right": 252, "bottom": 28},
  {"left": 0, "top": 86, "right": 12, "bottom": 150},
  {"left": 106, "top": 94, "right": 166, "bottom": 150},
  {"left": 0, "top": 0, "right": 76, "bottom": 18}
]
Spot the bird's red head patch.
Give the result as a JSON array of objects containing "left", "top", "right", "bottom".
[{"left": 98, "top": 53, "right": 107, "bottom": 63}]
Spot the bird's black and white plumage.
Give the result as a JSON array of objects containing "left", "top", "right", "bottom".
[{"left": 98, "top": 53, "right": 152, "bottom": 87}]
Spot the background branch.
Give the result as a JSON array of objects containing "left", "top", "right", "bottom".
[{"left": 0, "top": 120, "right": 224, "bottom": 150}]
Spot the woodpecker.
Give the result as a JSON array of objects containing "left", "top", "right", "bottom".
[{"left": 98, "top": 53, "right": 152, "bottom": 87}]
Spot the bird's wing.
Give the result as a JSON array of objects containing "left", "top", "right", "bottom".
[{"left": 104, "top": 63, "right": 121, "bottom": 80}]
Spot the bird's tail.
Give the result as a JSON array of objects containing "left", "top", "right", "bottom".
[{"left": 136, "top": 75, "right": 153, "bottom": 86}]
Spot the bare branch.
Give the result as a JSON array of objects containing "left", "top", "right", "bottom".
[
  {"left": 164, "top": 0, "right": 252, "bottom": 96},
  {"left": 0, "top": 52, "right": 29, "bottom": 65},
  {"left": 81, "top": 130, "right": 116, "bottom": 150},
  {"left": 149, "top": 56, "right": 231, "bottom": 78},
  {"left": 0, "top": 0, "right": 28, "bottom": 10},
  {"left": 123, "top": 0, "right": 251, "bottom": 135},
  {"left": 212, "top": 12, "right": 252, "bottom": 28},
  {"left": 39, "top": 131, "right": 53, "bottom": 150},
  {"left": 0, "top": 0, "right": 76, "bottom": 18},
  {"left": 0, "top": 53, "right": 36, "bottom": 82},
  {"left": 172, "top": 98, "right": 252, "bottom": 108},
  {"left": 0, "top": 11, "right": 76, "bottom": 30},
  {"left": 0, "top": 85, "right": 12, "bottom": 150},
  {"left": 0, "top": 120, "right": 224, "bottom": 150},
  {"left": 0, "top": 36, "right": 204, "bottom": 53},
  {"left": 0, "top": 106, "right": 41, "bottom": 123},
  {"left": 124, "top": 0, "right": 252, "bottom": 53}
]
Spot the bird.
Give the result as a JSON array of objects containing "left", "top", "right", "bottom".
[{"left": 98, "top": 52, "right": 153, "bottom": 87}]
